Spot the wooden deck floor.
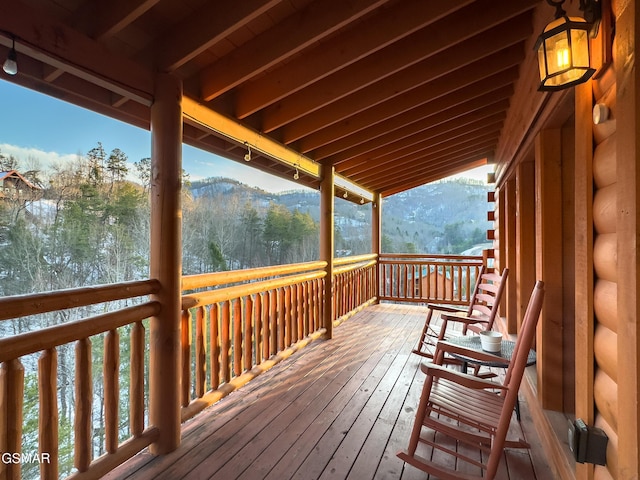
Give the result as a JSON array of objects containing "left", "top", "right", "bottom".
[{"left": 106, "top": 303, "right": 555, "bottom": 480}]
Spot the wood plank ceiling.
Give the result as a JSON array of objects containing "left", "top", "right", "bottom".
[{"left": 0, "top": 0, "right": 542, "bottom": 200}]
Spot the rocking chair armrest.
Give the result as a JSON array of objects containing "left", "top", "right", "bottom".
[
  {"left": 435, "top": 340, "right": 510, "bottom": 367},
  {"left": 426, "top": 304, "right": 467, "bottom": 314},
  {"left": 420, "top": 362, "right": 506, "bottom": 390},
  {"left": 440, "top": 314, "right": 490, "bottom": 326}
]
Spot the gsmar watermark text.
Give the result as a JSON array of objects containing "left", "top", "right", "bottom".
[{"left": 1, "top": 452, "right": 51, "bottom": 464}]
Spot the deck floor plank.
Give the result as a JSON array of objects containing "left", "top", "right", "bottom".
[{"left": 107, "top": 304, "right": 552, "bottom": 480}]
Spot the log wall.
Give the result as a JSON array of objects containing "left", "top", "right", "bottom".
[{"left": 591, "top": 61, "right": 618, "bottom": 479}]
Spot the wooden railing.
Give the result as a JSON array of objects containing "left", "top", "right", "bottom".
[
  {"left": 333, "top": 254, "right": 378, "bottom": 325},
  {"left": 179, "top": 261, "right": 328, "bottom": 422},
  {"left": 0, "top": 280, "right": 161, "bottom": 480},
  {"left": 378, "top": 253, "right": 484, "bottom": 305},
  {"left": 0, "top": 253, "right": 400, "bottom": 479}
]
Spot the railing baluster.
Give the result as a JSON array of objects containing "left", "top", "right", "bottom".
[
  {"left": 104, "top": 329, "right": 119, "bottom": 454},
  {"left": 254, "top": 293, "right": 263, "bottom": 364},
  {"left": 244, "top": 296, "right": 253, "bottom": 372},
  {"left": 39, "top": 348, "right": 58, "bottom": 480},
  {"left": 196, "top": 306, "right": 206, "bottom": 398},
  {"left": 180, "top": 309, "right": 191, "bottom": 407},
  {"left": 269, "top": 290, "right": 277, "bottom": 357},
  {"left": 287, "top": 285, "right": 298, "bottom": 345},
  {"left": 0, "top": 359, "right": 24, "bottom": 480},
  {"left": 75, "top": 338, "right": 92, "bottom": 472},
  {"left": 278, "top": 288, "right": 286, "bottom": 351},
  {"left": 131, "top": 321, "right": 145, "bottom": 437},
  {"left": 221, "top": 301, "right": 231, "bottom": 383},
  {"left": 210, "top": 304, "right": 220, "bottom": 390},
  {"left": 233, "top": 299, "right": 242, "bottom": 377}
]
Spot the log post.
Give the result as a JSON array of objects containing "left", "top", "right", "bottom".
[
  {"left": 149, "top": 72, "right": 183, "bottom": 455},
  {"left": 535, "top": 128, "right": 564, "bottom": 411},
  {"left": 616, "top": 2, "right": 640, "bottom": 475},
  {"left": 372, "top": 192, "right": 382, "bottom": 303},
  {"left": 320, "top": 166, "right": 335, "bottom": 339}
]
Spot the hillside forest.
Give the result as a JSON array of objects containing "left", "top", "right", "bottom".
[{"left": 0, "top": 143, "right": 491, "bottom": 478}]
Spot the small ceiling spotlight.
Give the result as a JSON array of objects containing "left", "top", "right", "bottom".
[
  {"left": 3, "top": 37, "right": 18, "bottom": 76},
  {"left": 360, "top": 198, "right": 365, "bottom": 205},
  {"left": 293, "top": 166, "right": 299, "bottom": 180},
  {"left": 243, "top": 143, "right": 251, "bottom": 162},
  {"left": 343, "top": 191, "right": 348, "bottom": 199}
]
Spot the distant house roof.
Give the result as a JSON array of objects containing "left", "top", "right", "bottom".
[{"left": 0, "top": 170, "right": 41, "bottom": 190}]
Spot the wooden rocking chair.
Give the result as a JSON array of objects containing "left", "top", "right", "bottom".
[
  {"left": 397, "top": 281, "right": 545, "bottom": 480},
  {"left": 412, "top": 266, "right": 509, "bottom": 363}
]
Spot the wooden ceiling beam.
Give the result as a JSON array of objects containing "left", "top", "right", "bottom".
[
  {"left": 359, "top": 144, "right": 495, "bottom": 190},
  {"left": 234, "top": 0, "right": 475, "bottom": 118},
  {"left": 286, "top": 58, "right": 519, "bottom": 148},
  {"left": 305, "top": 81, "right": 514, "bottom": 157},
  {"left": 199, "top": 0, "right": 388, "bottom": 101},
  {"left": 300, "top": 19, "right": 527, "bottom": 152},
  {"left": 381, "top": 158, "right": 490, "bottom": 197},
  {"left": 291, "top": 23, "right": 528, "bottom": 147},
  {"left": 146, "top": 0, "right": 282, "bottom": 72},
  {"left": 70, "top": 0, "right": 160, "bottom": 41},
  {"left": 313, "top": 88, "right": 512, "bottom": 160},
  {"left": 0, "top": 1, "right": 154, "bottom": 105},
  {"left": 347, "top": 130, "right": 501, "bottom": 182},
  {"left": 328, "top": 100, "right": 509, "bottom": 165},
  {"left": 262, "top": 0, "right": 537, "bottom": 133}
]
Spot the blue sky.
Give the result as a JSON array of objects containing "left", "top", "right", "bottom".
[{"left": 0, "top": 80, "right": 491, "bottom": 192}]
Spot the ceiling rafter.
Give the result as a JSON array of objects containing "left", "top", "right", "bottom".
[
  {"left": 142, "top": 0, "right": 283, "bottom": 72},
  {"left": 381, "top": 158, "right": 491, "bottom": 197},
  {"left": 297, "top": 16, "right": 530, "bottom": 153},
  {"left": 286, "top": 59, "right": 520, "bottom": 149},
  {"left": 199, "top": 0, "right": 390, "bottom": 101},
  {"left": 327, "top": 100, "right": 510, "bottom": 165},
  {"left": 346, "top": 128, "right": 502, "bottom": 182},
  {"left": 70, "top": 0, "right": 161, "bottom": 41},
  {"left": 358, "top": 142, "right": 497, "bottom": 189},
  {"left": 312, "top": 86, "right": 513, "bottom": 160},
  {"left": 261, "top": 0, "right": 537, "bottom": 133},
  {"left": 234, "top": 0, "right": 475, "bottom": 118}
]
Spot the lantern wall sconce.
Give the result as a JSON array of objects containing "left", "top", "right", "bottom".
[{"left": 535, "top": 0, "right": 602, "bottom": 91}]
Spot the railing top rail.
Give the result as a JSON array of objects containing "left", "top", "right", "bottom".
[
  {"left": 333, "top": 259, "right": 377, "bottom": 276},
  {"left": 378, "top": 253, "right": 484, "bottom": 260},
  {"left": 0, "top": 301, "right": 160, "bottom": 362},
  {"left": 333, "top": 253, "right": 378, "bottom": 266},
  {"left": 182, "top": 260, "right": 327, "bottom": 291},
  {"left": 182, "top": 270, "right": 326, "bottom": 309},
  {"left": 0, "top": 279, "right": 161, "bottom": 322},
  {"left": 379, "top": 259, "right": 483, "bottom": 267}
]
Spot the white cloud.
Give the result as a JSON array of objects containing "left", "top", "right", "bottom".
[{"left": 0, "top": 143, "right": 80, "bottom": 169}]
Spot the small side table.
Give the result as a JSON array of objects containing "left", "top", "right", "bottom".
[{"left": 447, "top": 335, "right": 536, "bottom": 421}]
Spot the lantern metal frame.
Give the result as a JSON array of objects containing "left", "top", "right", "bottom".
[{"left": 535, "top": 0, "right": 601, "bottom": 91}]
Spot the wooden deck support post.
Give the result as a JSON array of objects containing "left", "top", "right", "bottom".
[
  {"left": 149, "top": 72, "right": 183, "bottom": 454},
  {"left": 372, "top": 192, "right": 382, "bottom": 303},
  {"left": 516, "top": 160, "right": 536, "bottom": 331},
  {"left": 535, "top": 128, "right": 564, "bottom": 411},
  {"left": 616, "top": 2, "right": 640, "bottom": 475},
  {"left": 574, "top": 79, "right": 595, "bottom": 480},
  {"left": 504, "top": 177, "right": 518, "bottom": 334},
  {"left": 320, "top": 166, "right": 334, "bottom": 339}
]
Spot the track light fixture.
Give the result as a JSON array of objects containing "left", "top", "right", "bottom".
[
  {"left": 293, "top": 166, "right": 299, "bottom": 180},
  {"left": 244, "top": 143, "right": 251, "bottom": 162},
  {"left": 3, "top": 37, "right": 17, "bottom": 76},
  {"left": 343, "top": 191, "right": 348, "bottom": 199}
]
